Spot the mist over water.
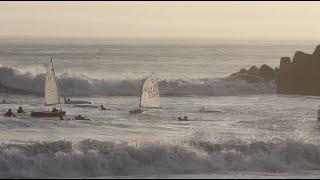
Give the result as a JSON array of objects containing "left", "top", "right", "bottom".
[{"left": 0, "top": 38, "right": 318, "bottom": 80}]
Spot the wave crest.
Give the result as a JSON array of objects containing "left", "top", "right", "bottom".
[
  {"left": 0, "top": 139, "right": 319, "bottom": 178},
  {"left": 0, "top": 66, "right": 276, "bottom": 96}
]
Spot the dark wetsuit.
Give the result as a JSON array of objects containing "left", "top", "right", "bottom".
[
  {"left": 17, "top": 108, "right": 24, "bottom": 113},
  {"left": 3, "top": 111, "right": 16, "bottom": 117}
]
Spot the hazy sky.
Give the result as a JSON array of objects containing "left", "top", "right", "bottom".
[{"left": 1, "top": 1, "right": 320, "bottom": 40}]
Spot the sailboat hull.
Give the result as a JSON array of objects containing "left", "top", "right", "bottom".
[
  {"left": 31, "top": 111, "right": 66, "bottom": 117},
  {"left": 65, "top": 100, "right": 93, "bottom": 104}
]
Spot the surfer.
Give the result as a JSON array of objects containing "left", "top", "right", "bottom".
[
  {"left": 200, "top": 106, "right": 205, "bottom": 112},
  {"left": 17, "top": 107, "right": 24, "bottom": 113},
  {"left": 3, "top": 109, "right": 16, "bottom": 117},
  {"left": 317, "top": 105, "right": 320, "bottom": 121},
  {"left": 100, "top": 105, "right": 106, "bottom": 110}
]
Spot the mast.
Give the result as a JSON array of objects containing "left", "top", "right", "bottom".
[
  {"left": 138, "top": 77, "right": 144, "bottom": 110},
  {"left": 50, "top": 57, "right": 63, "bottom": 111}
]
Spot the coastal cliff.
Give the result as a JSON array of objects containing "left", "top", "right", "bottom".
[{"left": 277, "top": 45, "right": 320, "bottom": 96}]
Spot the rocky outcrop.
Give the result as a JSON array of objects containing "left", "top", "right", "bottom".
[
  {"left": 259, "top": 64, "right": 276, "bottom": 81},
  {"left": 277, "top": 45, "right": 320, "bottom": 96},
  {"left": 230, "top": 64, "right": 277, "bottom": 83}
]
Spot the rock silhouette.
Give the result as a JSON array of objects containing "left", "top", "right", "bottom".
[
  {"left": 230, "top": 64, "right": 277, "bottom": 83},
  {"left": 277, "top": 45, "right": 320, "bottom": 96}
]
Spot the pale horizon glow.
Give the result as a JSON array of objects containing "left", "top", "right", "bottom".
[{"left": 1, "top": 1, "right": 320, "bottom": 40}]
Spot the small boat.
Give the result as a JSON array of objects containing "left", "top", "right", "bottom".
[
  {"left": 64, "top": 98, "right": 93, "bottom": 105},
  {"left": 31, "top": 111, "right": 66, "bottom": 117},
  {"left": 199, "top": 106, "right": 224, "bottom": 113},
  {"left": 129, "top": 72, "right": 160, "bottom": 114},
  {"left": 31, "top": 58, "right": 66, "bottom": 118},
  {"left": 73, "top": 104, "right": 99, "bottom": 108}
]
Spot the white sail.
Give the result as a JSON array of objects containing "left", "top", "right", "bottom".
[
  {"left": 45, "top": 60, "right": 60, "bottom": 106},
  {"left": 140, "top": 72, "right": 160, "bottom": 108}
]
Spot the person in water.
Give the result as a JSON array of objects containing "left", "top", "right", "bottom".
[
  {"left": 178, "top": 116, "right": 189, "bottom": 121},
  {"left": 52, "top": 107, "right": 58, "bottom": 112},
  {"left": 200, "top": 106, "right": 205, "bottom": 111},
  {"left": 75, "top": 115, "right": 90, "bottom": 120},
  {"left": 100, "top": 105, "right": 106, "bottom": 110},
  {"left": 75, "top": 115, "right": 83, "bottom": 120},
  {"left": 2, "top": 100, "right": 5, "bottom": 103},
  {"left": 3, "top": 109, "right": 16, "bottom": 117},
  {"left": 17, "top": 107, "right": 24, "bottom": 113}
]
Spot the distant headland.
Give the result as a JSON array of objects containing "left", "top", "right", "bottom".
[{"left": 231, "top": 44, "right": 320, "bottom": 96}]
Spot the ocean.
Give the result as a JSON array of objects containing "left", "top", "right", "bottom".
[{"left": 0, "top": 38, "right": 319, "bottom": 178}]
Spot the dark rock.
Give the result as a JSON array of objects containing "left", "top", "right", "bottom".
[
  {"left": 277, "top": 57, "right": 292, "bottom": 93},
  {"left": 239, "top": 68, "right": 247, "bottom": 73},
  {"left": 277, "top": 45, "right": 320, "bottom": 96},
  {"left": 312, "top": 45, "right": 320, "bottom": 57},
  {"left": 247, "top": 66, "right": 259, "bottom": 76},
  {"left": 258, "top": 64, "right": 276, "bottom": 81},
  {"left": 229, "top": 64, "right": 276, "bottom": 84}
]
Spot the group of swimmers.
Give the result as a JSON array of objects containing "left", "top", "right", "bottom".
[
  {"left": 4, "top": 98, "right": 319, "bottom": 121},
  {"left": 3, "top": 107, "right": 24, "bottom": 117}
]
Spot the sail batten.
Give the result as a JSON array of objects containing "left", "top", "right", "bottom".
[
  {"left": 140, "top": 73, "right": 160, "bottom": 108},
  {"left": 44, "top": 60, "right": 60, "bottom": 106}
]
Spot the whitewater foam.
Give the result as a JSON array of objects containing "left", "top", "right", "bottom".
[
  {"left": 0, "top": 66, "right": 276, "bottom": 96},
  {"left": 0, "top": 139, "right": 319, "bottom": 178}
]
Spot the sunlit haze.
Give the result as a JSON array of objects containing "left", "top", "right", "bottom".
[{"left": 0, "top": 1, "right": 320, "bottom": 40}]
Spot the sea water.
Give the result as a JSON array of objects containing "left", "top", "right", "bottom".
[{"left": 0, "top": 38, "right": 319, "bottom": 178}]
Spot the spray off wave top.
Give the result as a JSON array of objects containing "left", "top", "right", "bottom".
[
  {"left": 0, "top": 66, "right": 276, "bottom": 96},
  {"left": 0, "top": 139, "right": 319, "bottom": 178}
]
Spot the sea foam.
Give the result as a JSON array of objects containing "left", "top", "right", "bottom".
[{"left": 0, "top": 66, "right": 276, "bottom": 96}]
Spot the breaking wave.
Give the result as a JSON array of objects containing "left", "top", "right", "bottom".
[
  {"left": 0, "top": 66, "right": 276, "bottom": 96},
  {"left": 0, "top": 139, "right": 319, "bottom": 178}
]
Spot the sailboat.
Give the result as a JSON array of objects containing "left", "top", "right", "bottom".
[
  {"left": 129, "top": 72, "right": 160, "bottom": 114},
  {"left": 31, "top": 58, "right": 66, "bottom": 117}
]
